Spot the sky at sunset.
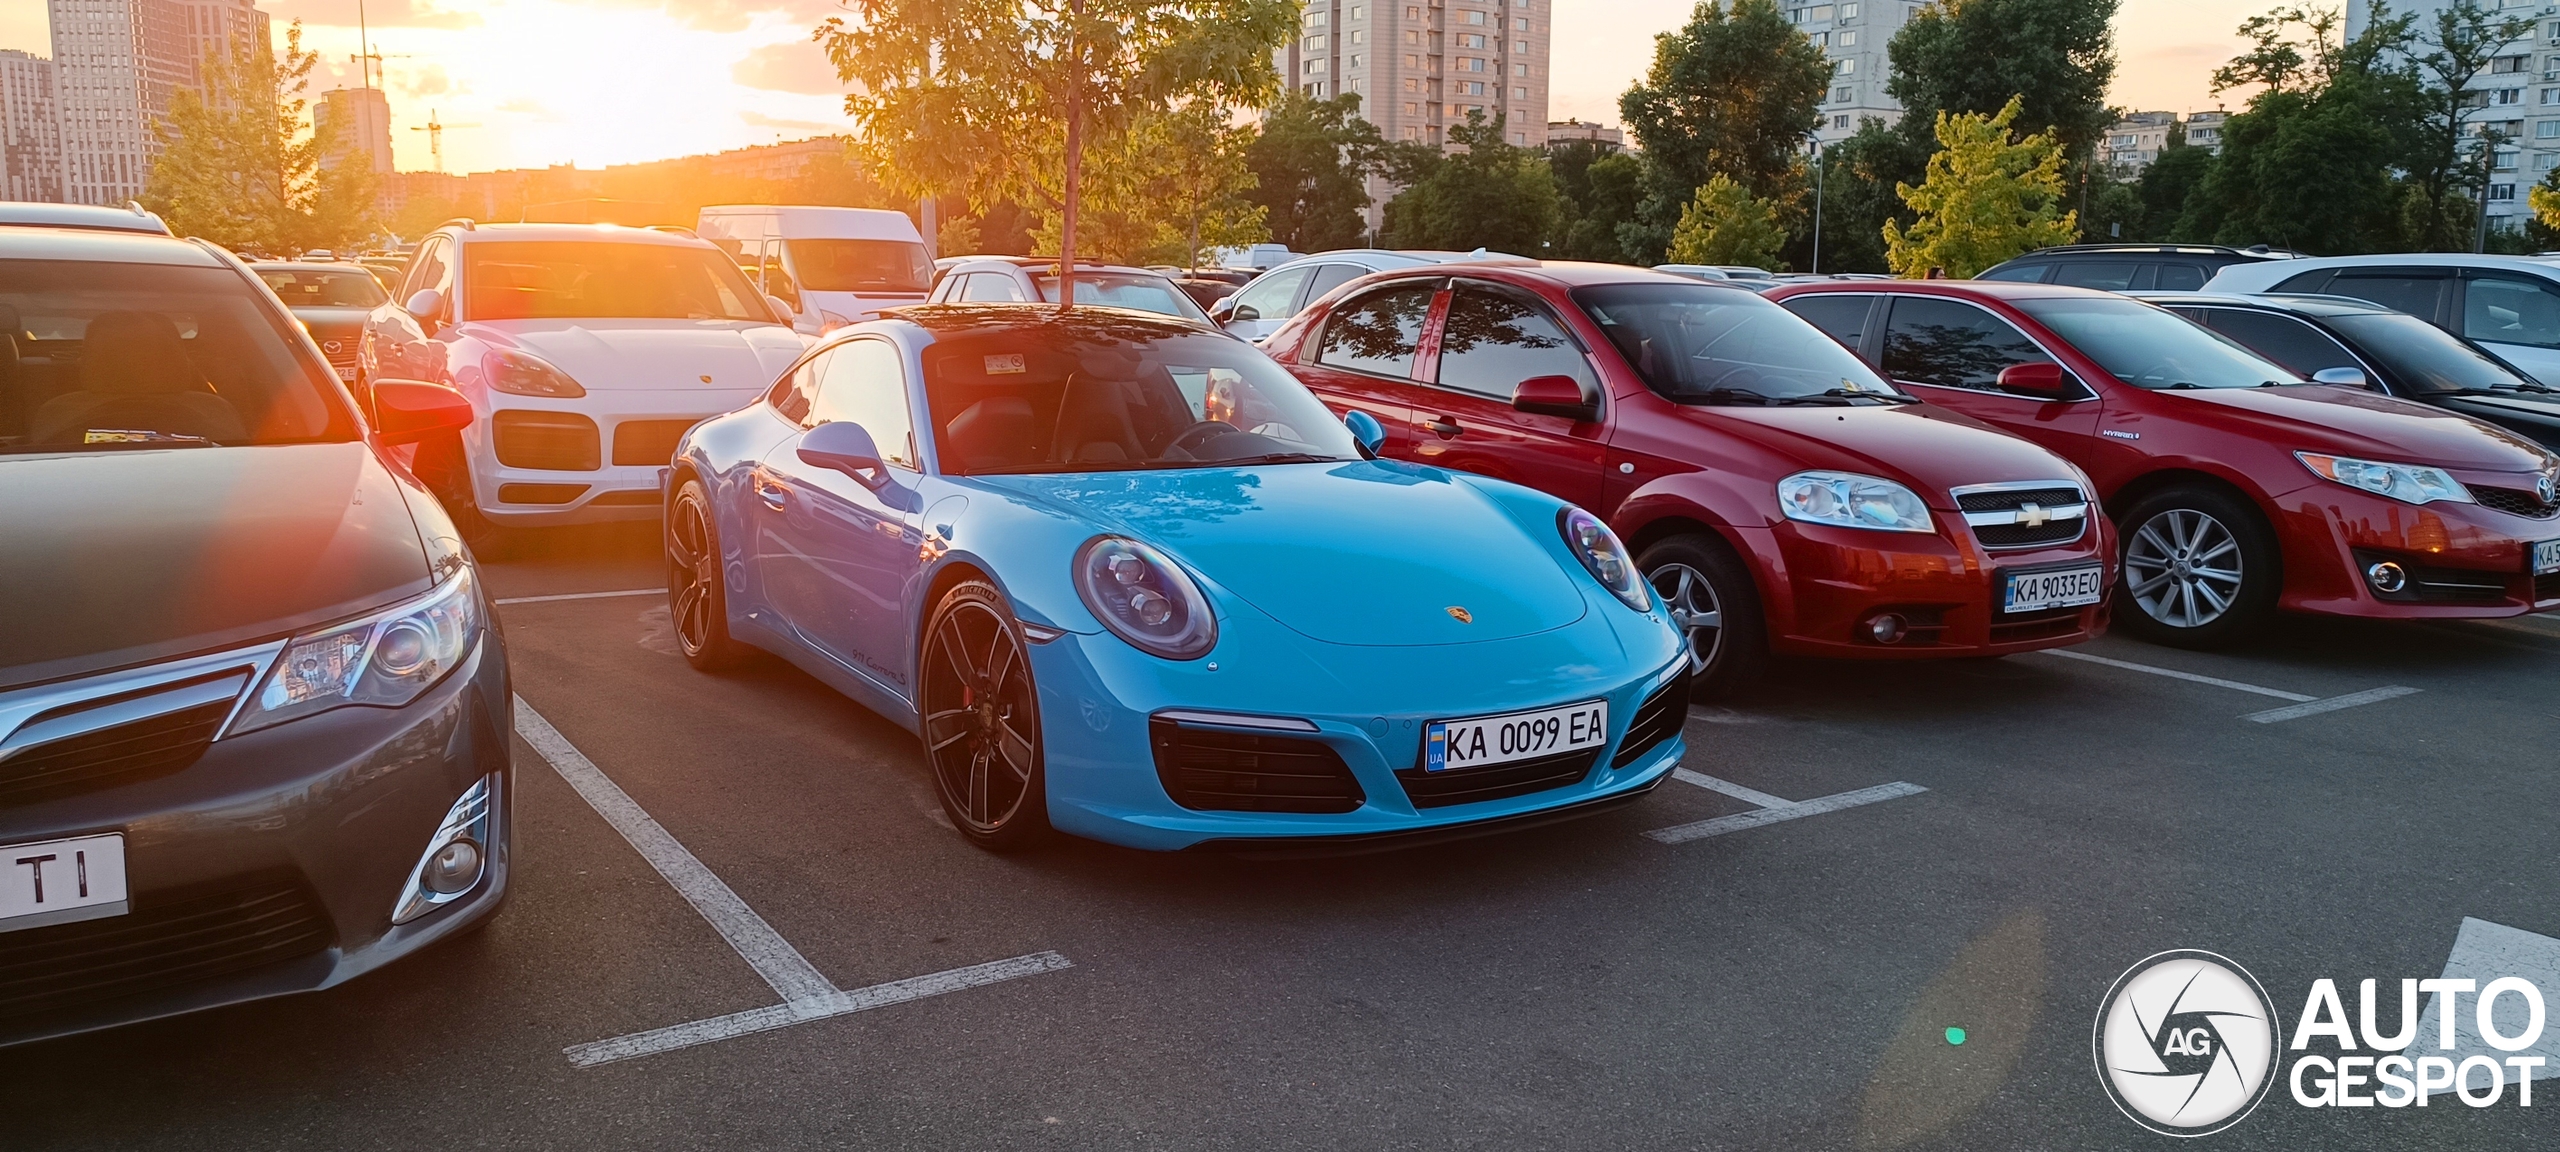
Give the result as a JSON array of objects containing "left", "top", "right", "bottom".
[{"left": 0, "top": 0, "right": 2254, "bottom": 176}]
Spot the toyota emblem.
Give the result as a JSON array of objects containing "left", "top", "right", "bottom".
[{"left": 2539, "top": 469, "right": 2557, "bottom": 505}]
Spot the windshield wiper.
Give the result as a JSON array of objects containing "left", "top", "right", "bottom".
[
  {"left": 1215, "top": 452, "right": 1347, "bottom": 466},
  {"left": 1683, "top": 387, "right": 1775, "bottom": 405},
  {"left": 2484, "top": 381, "right": 2560, "bottom": 394},
  {"left": 1788, "top": 387, "right": 1917, "bottom": 405}
]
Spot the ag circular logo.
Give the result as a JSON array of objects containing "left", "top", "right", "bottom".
[{"left": 2093, "top": 950, "right": 2281, "bottom": 1137}]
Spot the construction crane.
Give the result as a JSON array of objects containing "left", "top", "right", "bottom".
[{"left": 411, "top": 109, "right": 480, "bottom": 174}]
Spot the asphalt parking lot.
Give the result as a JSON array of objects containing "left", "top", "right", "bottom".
[{"left": 5, "top": 522, "right": 2555, "bottom": 1150}]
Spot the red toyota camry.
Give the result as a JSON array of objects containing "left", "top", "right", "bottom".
[
  {"left": 1767, "top": 280, "right": 2560, "bottom": 646},
  {"left": 1261, "top": 262, "right": 2117, "bottom": 695}
]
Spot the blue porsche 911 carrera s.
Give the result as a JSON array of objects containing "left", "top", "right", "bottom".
[{"left": 664, "top": 304, "right": 1690, "bottom": 852}]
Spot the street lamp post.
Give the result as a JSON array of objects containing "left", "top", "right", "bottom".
[{"left": 1806, "top": 134, "right": 1825, "bottom": 276}]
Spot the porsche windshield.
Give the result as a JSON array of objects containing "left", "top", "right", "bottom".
[
  {"left": 922, "top": 316, "right": 1362, "bottom": 474},
  {"left": 1572, "top": 282, "right": 1908, "bottom": 404},
  {"left": 463, "top": 241, "right": 774, "bottom": 322}
]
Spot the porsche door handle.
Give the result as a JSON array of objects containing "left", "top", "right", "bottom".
[
  {"left": 1421, "top": 416, "right": 1462, "bottom": 438},
  {"left": 755, "top": 479, "right": 787, "bottom": 511}
]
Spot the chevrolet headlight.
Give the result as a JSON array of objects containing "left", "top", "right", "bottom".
[
  {"left": 1073, "top": 537, "right": 1218, "bottom": 660},
  {"left": 2295, "top": 452, "right": 2472, "bottom": 506},
  {"left": 231, "top": 569, "right": 482, "bottom": 734},
  {"left": 1776, "top": 471, "right": 1937, "bottom": 533},
  {"left": 1559, "top": 507, "right": 1651, "bottom": 611},
  {"left": 483, "top": 348, "right": 586, "bottom": 397}
]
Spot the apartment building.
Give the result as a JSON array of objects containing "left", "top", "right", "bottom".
[
  {"left": 316, "top": 84, "right": 394, "bottom": 175},
  {"left": 2350, "top": 0, "right": 2560, "bottom": 230},
  {"left": 0, "top": 50, "right": 64, "bottom": 203},
  {"left": 1788, "top": 1, "right": 1912, "bottom": 143},
  {"left": 44, "top": 0, "right": 266, "bottom": 205},
  {"left": 1278, "top": 0, "right": 1552, "bottom": 149}
]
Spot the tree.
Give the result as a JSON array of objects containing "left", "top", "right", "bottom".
[
  {"left": 143, "top": 22, "right": 375, "bottom": 253},
  {"left": 819, "top": 0, "right": 1292, "bottom": 302},
  {"left": 1615, "top": 0, "right": 1827, "bottom": 262},
  {"left": 1244, "top": 91, "right": 1384, "bottom": 252},
  {"left": 1886, "top": 0, "right": 2119, "bottom": 166},
  {"left": 1029, "top": 106, "right": 1266, "bottom": 265},
  {"left": 1803, "top": 117, "right": 1929, "bottom": 273},
  {"left": 2530, "top": 164, "right": 2560, "bottom": 240},
  {"left": 1377, "top": 113, "right": 1561, "bottom": 254},
  {"left": 1549, "top": 144, "right": 1644, "bottom": 262},
  {"left": 1666, "top": 175, "right": 1787, "bottom": 267},
  {"left": 1883, "top": 97, "right": 2077, "bottom": 278},
  {"left": 2133, "top": 133, "right": 2214, "bottom": 240}
]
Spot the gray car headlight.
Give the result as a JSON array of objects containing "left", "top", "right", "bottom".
[
  {"left": 2295, "top": 452, "right": 2472, "bottom": 506},
  {"left": 1073, "top": 536, "right": 1218, "bottom": 660},
  {"left": 231, "top": 569, "right": 482, "bottom": 734},
  {"left": 1776, "top": 470, "right": 1937, "bottom": 533},
  {"left": 1559, "top": 507, "right": 1651, "bottom": 612}
]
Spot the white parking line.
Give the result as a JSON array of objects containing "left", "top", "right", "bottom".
[
  {"left": 1648, "top": 773, "right": 1928, "bottom": 845},
  {"left": 494, "top": 588, "right": 661, "bottom": 606},
  {"left": 2031, "top": 649, "right": 2421, "bottom": 723},
  {"left": 511, "top": 696, "right": 1072, "bottom": 1066},
  {"left": 2242, "top": 685, "right": 2424, "bottom": 724}
]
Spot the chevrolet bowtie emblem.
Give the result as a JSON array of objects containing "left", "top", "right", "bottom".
[
  {"left": 2016, "top": 502, "right": 2051, "bottom": 527},
  {"left": 1445, "top": 606, "right": 1473, "bottom": 624}
]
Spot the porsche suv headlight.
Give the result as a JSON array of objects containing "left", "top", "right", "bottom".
[
  {"left": 230, "top": 569, "right": 483, "bottom": 734},
  {"left": 1777, "top": 471, "right": 1937, "bottom": 533},
  {"left": 483, "top": 348, "right": 586, "bottom": 397},
  {"left": 1073, "top": 536, "right": 1218, "bottom": 660},
  {"left": 2295, "top": 452, "right": 2473, "bottom": 506},
  {"left": 1559, "top": 507, "right": 1651, "bottom": 612}
]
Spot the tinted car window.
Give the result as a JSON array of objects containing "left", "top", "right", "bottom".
[
  {"left": 256, "top": 267, "right": 387, "bottom": 308},
  {"left": 960, "top": 273, "right": 1025, "bottom": 303},
  {"left": 402, "top": 237, "right": 450, "bottom": 301},
  {"left": 1315, "top": 284, "right": 1435, "bottom": 378},
  {"left": 768, "top": 352, "right": 820, "bottom": 424},
  {"left": 1779, "top": 294, "right": 1875, "bottom": 350},
  {"left": 2273, "top": 269, "right": 2333, "bottom": 294},
  {"left": 1577, "top": 282, "right": 1904, "bottom": 402},
  {"left": 808, "top": 339, "right": 917, "bottom": 467},
  {"left": 2, "top": 259, "right": 353, "bottom": 450},
  {"left": 2329, "top": 311, "right": 2540, "bottom": 395},
  {"left": 1035, "top": 272, "right": 1211, "bottom": 321},
  {"left": 1976, "top": 262, "right": 2049, "bottom": 283},
  {"left": 2052, "top": 262, "right": 2143, "bottom": 291},
  {"left": 2320, "top": 272, "right": 2446, "bottom": 321},
  {"left": 2015, "top": 296, "right": 2297, "bottom": 390},
  {"left": 464, "top": 241, "right": 772, "bottom": 322},
  {"left": 2156, "top": 264, "right": 2208, "bottom": 291},
  {"left": 1433, "top": 286, "right": 1593, "bottom": 398},
  {"left": 2199, "top": 309, "right": 2358, "bottom": 376},
  {"left": 921, "top": 318, "right": 1362, "bottom": 473},
  {"left": 787, "top": 239, "right": 933, "bottom": 293},
  {"left": 1304, "top": 262, "right": 1365, "bottom": 302},
  {"left": 1228, "top": 266, "right": 1313, "bottom": 323},
  {"left": 1881, "top": 296, "right": 2053, "bottom": 390},
  {"left": 2462, "top": 273, "right": 2560, "bottom": 348}
]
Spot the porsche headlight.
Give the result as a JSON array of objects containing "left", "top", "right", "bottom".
[
  {"left": 2295, "top": 452, "right": 2472, "bottom": 506},
  {"left": 231, "top": 569, "right": 482, "bottom": 734},
  {"left": 1073, "top": 536, "right": 1217, "bottom": 660},
  {"left": 483, "top": 348, "right": 586, "bottom": 397},
  {"left": 1776, "top": 471, "right": 1937, "bottom": 533},
  {"left": 1559, "top": 507, "right": 1651, "bottom": 612}
]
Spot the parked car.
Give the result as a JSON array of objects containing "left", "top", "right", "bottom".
[
  {"left": 250, "top": 261, "right": 388, "bottom": 404},
  {"left": 1649, "top": 265, "right": 1732, "bottom": 282},
  {"left": 1258, "top": 262, "right": 2119, "bottom": 695},
  {"left": 665, "top": 303, "right": 1690, "bottom": 851},
  {"left": 1770, "top": 280, "right": 2560, "bottom": 644},
  {"left": 1171, "top": 276, "right": 1241, "bottom": 309},
  {"left": 926, "top": 257, "right": 1214, "bottom": 326},
  {"left": 695, "top": 205, "right": 933, "bottom": 335},
  {"left": 2133, "top": 291, "right": 2560, "bottom": 455},
  {"left": 360, "top": 221, "right": 807, "bottom": 536},
  {"left": 1980, "top": 243, "right": 2299, "bottom": 292},
  {"left": 0, "top": 200, "right": 170, "bottom": 235},
  {"left": 1212, "top": 250, "right": 1535, "bottom": 342},
  {"left": 2203, "top": 252, "right": 2560, "bottom": 388},
  {"left": 0, "top": 223, "right": 508, "bottom": 1047}
]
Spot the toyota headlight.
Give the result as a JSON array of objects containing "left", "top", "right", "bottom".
[
  {"left": 1559, "top": 507, "right": 1651, "bottom": 611},
  {"left": 231, "top": 569, "right": 482, "bottom": 734},
  {"left": 1776, "top": 471, "right": 1937, "bottom": 533},
  {"left": 483, "top": 348, "right": 586, "bottom": 397},
  {"left": 1073, "top": 537, "right": 1218, "bottom": 660},
  {"left": 2295, "top": 452, "right": 2472, "bottom": 506}
]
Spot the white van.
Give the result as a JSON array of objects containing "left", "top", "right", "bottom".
[{"left": 694, "top": 205, "right": 933, "bottom": 335}]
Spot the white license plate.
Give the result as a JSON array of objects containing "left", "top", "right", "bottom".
[
  {"left": 2535, "top": 538, "right": 2560, "bottom": 576},
  {"left": 1425, "top": 700, "right": 1608, "bottom": 772},
  {"left": 335, "top": 366, "right": 357, "bottom": 382},
  {"left": 2004, "top": 564, "right": 2107, "bottom": 613},
  {"left": 0, "top": 833, "right": 127, "bottom": 934}
]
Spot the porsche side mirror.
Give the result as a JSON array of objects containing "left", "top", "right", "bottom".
[
  {"left": 1343, "top": 409, "right": 1386, "bottom": 457},
  {"left": 1512, "top": 375, "right": 1599, "bottom": 422},
  {"left": 403, "top": 288, "right": 444, "bottom": 330},
  {"left": 2311, "top": 366, "right": 2371, "bottom": 390},
  {"left": 371, "top": 379, "right": 474, "bottom": 445},
  {"left": 800, "top": 420, "right": 890, "bottom": 488},
  {"left": 1995, "top": 362, "right": 2076, "bottom": 400}
]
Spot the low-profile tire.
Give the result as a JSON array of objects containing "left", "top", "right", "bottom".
[
  {"left": 667, "top": 479, "right": 752, "bottom": 672},
  {"left": 1640, "top": 533, "right": 1768, "bottom": 698},
  {"left": 2112, "top": 485, "right": 2281, "bottom": 649},
  {"left": 918, "top": 580, "right": 1050, "bottom": 852},
  {"left": 411, "top": 432, "right": 495, "bottom": 548}
]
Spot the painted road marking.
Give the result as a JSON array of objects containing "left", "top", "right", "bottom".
[
  {"left": 495, "top": 588, "right": 662, "bottom": 606},
  {"left": 1648, "top": 772, "right": 1928, "bottom": 845},
  {"left": 2410, "top": 918, "right": 2560, "bottom": 1092},
  {"left": 513, "top": 697, "right": 1070, "bottom": 1066},
  {"left": 2032, "top": 649, "right": 2419, "bottom": 723}
]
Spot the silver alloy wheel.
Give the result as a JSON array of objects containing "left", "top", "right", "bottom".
[
  {"left": 2124, "top": 507, "right": 2245, "bottom": 628},
  {"left": 1650, "top": 562, "right": 1725, "bottom": 672}
]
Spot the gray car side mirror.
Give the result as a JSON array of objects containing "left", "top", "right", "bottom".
[{"left": 2311, "top": 366, "right": 2371, "bottom": 389}]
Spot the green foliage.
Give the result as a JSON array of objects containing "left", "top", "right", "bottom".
[
  {"left": 1549, "top": 145, "right": 1644, "bottom": 262},
  {"left": 2401, "top": 0, "right": 2536, "bottom": 249},
  {"left": 1244, "top": 92, "right": 1385, "bottom": 252},
  {"left": 1029, "top": 106, "right": 1268, "bottom": 264},
  {"left": 1615, "top": 0, "right": 1827, "bottom": 264},
  {"left": 1804, "top": 117, "right": 1927, "bottom": 273},
  {"left": 2529, "top": 164, "right": 2560, "bottom": 247},
  {"left": 2133, "top": 142, "right": 2213, "bottom": 240},
  {"left": 1666, "top": 175, "right": 1786, "bottom": 267},
  {"left": 1377, "top": 113, "right": 1560, "bottom": 254},
  {"left": 143, "top": 22, "right": 375, "bottom": 253},
  {"left": 1885, "top": 0, "right": 2121, "bottom": 163},
  {"left": 1884, "top": 97, "right": 2077, "bottom": 278}
]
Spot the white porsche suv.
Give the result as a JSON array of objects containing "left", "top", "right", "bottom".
[{"left": 361, "top": 222, "right": 808, "bottom": 534}]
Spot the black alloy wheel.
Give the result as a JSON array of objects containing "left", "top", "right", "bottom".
[
  {"left": 667, "top": 479, "right": 750, "bottom": 671},
  {"left": 2113, "top": 485, "right": 2281, "bottom": 648},
  {"left": 919, "top": 580, "right": 1048, "bottom": 850},
  {"left": 1639, "top": 533, "right": 1767, "bottom": 698}
]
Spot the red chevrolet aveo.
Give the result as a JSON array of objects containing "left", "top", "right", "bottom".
[
  {"left": 1260, "top": 262, "right": 2117, "bottom": 695},
  {"left": 1767, "top": 280, "right": 2560, "bottom": 645}
]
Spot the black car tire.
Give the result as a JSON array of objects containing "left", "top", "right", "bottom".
[
  {"left": 1640, "top": 533, "right": 1768, "bottom": 699},
  {"left": 2113, "top": 485, "right": 2281, "bottom": 648},
  {"left": 919, "top": 580, "right": 1050, "bottom": 852},
  {"left": 667, "top": 479, "right": 753, "bottom": 672}
]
